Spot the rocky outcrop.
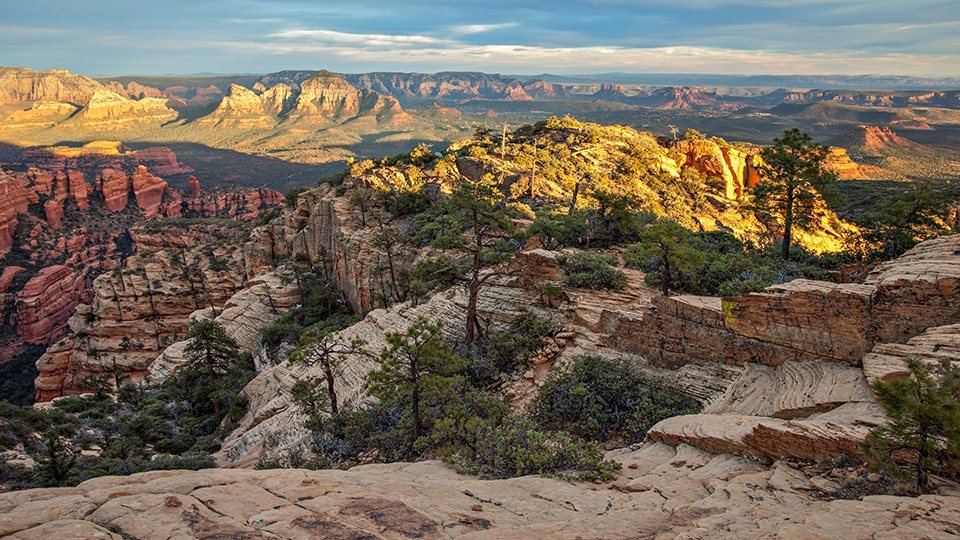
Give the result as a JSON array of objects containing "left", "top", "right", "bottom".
[
  {"left": 667, "top": 137, "right": 760, "bottom": 199},
  {"left": 0, "top": 266, "right": 25, "bottom": 318},
  {"left": 0, "top": 101, "right": 78, "bottom": 130},
  {"left": 343, "top": 71, "right": 528, "bottom": 103},
  {"left": 645, "top": 87, "right": 718, "bottom": 109},
  {"left": 825, "top": 147, "right": 865, "bottom": 178},
  {"left": 0, "top": 170, "right": 36, "bottom": 254},
  {"left": 864, "top": 234, "right": 960, "bottom": 343},
  {"left": 13, "top": 265, "right": 84, "bottom": 345},
  {"left": 863, "top": 323, "right": 960, "bottom": 384},
  {"left": 724, "top": 279, "right": 877, "bottom": 363},
  {"left": 243, "top": 184, "right": 388, "bottom": 312},
  {"left": 0, "top": 67, "right": 103, "bottom": 105},
  {"left": 95, "top": 169, "right": 130, "bottom": 212},
  {"left": 148, "top": 271, "right": 300, "bottom": 381},
  {"left": 183, "top": 188, "right": 283, "bottom": 221},
  {"left": 286, "top": 71, "right": 410, "bottom": 126},
  {"left": 18, "top": 142, "right": 190, "bottom": 178},
  {"left": 130, "top": 166, "right": 169, "bottom": 218},
  {"left": 522, "top": 79, "right": 571, "bottom": 99},
  {"left": 34, "top": 223, "right": 256, "bottom": 401},
  {"left": 194, "top": 84, "right": 277, "bottom": 129},
  {"left": 3, "top": 446, "right": 959, "bottom": 539},
  {"left": 69, "top": 88, "right": 178, "bottom": 128}
]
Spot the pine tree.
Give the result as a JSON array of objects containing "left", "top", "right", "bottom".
[
  {"left": 366, "top": 319, "right": 466, "bottom": 450},
  {"left": 432, "top": 175, "right": 517, "bottom": 342},
  {"left": 183, "top": 319, "right": 242, "bottom": 423},
  {"left": 753, "top": 129, "right": 837, "bottom": 260},
  {"left": 863, "top": 358, "right": 960, "bottom": 492}
]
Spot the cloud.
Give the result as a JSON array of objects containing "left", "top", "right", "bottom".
[
  {"left": 0, "top": 0, "right": 957, "bottom": 77},
  {"left": 450, "top": 23, "right": 519, "bottom": 35},
  {"left": 268, "top": 29, "right": 449, "bottom": 47}
]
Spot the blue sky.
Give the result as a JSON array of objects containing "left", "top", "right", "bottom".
[{"left": 2, "top": 0, "right": 958, "bottom": 77}]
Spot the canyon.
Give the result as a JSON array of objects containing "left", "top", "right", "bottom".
[
  {"left": 3, "top": 174, "right": 960, "bottom": 538},
  {"left": 1, "top": 67, "right": 960, "bottom": 537},
  {"left": 0, "top": 142, "right": 281, "bottom": 365}
]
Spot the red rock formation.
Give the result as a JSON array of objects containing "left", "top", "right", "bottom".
[
  {"left": 183, "top": 188, "right": 283, "bottom": 220},
  {"left": 669, "top": 138, "right": 759, "bottom": 199},
  {"left": 195, "top": 84, "right": 276, "bottom": 129},
  {"left": 72, "top": 88, "right": 178, "bottom": 128},
  {"left": 824, "top": 147, "right": 864, "bottom": 179},
  {"left": 103, "top": 80, "right": 164, "bottom": 100},
  {"left": 43, "top": 199, "right": 64, "bottom": 229},
  {"left": 127, "top": 147, "right": 190, "bottom": 176},
  {"left": 14, "top": 265, "right": 84, "bottom": 344},
  {"left": 27, "top": 168, "right": 55, "bottom": 195},
  {"left": 96, "top": 168, "right": 131, "bottom": 211},
  {"left": 187, "top": 176, "right": 201, "bottom": 196},
  {"left": 67, "top": 170, "right": 92, "bottom": 210},
  {"left": 501, "top": 83, "right": 532, "bottom": 101},
  {"left": 162, "top": 186, "right": 183, "bottom": 218},
  {"left": 522, "top": 79, "right": 571, "bottom": 99},
  {"left": 131, "top": 165, "right": 168, "bottom": 218},
  {"left": 34, "top": 223, "right": 257, "bottom": 400},
  {"left": 0, "top": 171, "right": 38, "bottom": 254}
]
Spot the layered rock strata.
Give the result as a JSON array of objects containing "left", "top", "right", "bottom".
[
  {"left": 3, "top": 445, "right": 958, "bottom": 539},
  {"left": 33, "top": 223, "right": 257, "bottom": 401},
  {"left": 13, "top": 265, "right": 85, "bottom": 344}
]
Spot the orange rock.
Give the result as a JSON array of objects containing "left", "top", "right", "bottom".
[
  {"left": 96, "top": 168, "right": 131, "bottom": 212},
  {"left": 67, "top": 170, "right": 92, "bottom": 211},
  {"left": 131, "top": 165, "right": 168, "bottom": 218},
  {"left": 187, "top": 176, "right": 201, "bottom": 196},
  {"left": 14, "top": 265, "right": 85, "bottom": 344}
]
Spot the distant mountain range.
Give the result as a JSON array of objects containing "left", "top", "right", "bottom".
[
  {"left": 523, "top": 73, "right": 960, "bottom": 91},
  {"left": 1, "top": 66, "right": 958, "bottom": 181}
]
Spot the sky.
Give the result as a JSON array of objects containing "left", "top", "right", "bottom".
[{"left": 1, "top": 0, "right": 958, "bottom": 77}]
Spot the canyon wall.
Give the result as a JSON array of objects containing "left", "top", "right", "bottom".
[
  {"left": 0, "top": 146, "right": 282, "bottom": 363},
  {"left": 33, "top": 222, "right": 266, "bottom": 401}
]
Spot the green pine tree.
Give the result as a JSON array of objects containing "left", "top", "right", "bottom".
[{"left": 863, "top": 358, "right": 960, "bottom": 492}]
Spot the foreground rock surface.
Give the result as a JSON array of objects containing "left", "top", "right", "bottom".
[{"left": 3, "top": 445, "right": 958, "bottom": 539}]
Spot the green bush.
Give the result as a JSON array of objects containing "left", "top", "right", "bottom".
[
  {"left": 556, "top": 251, "right": 627, "bottom": 290},
  {"left": 454, "top": 312, "right": 554, "bottom": 386},
  {"left": 532, "top": 355, "right": 700, "bottom": 445},
  {"left": 461, "top": 415, "right": 621, "bottom": 481}
]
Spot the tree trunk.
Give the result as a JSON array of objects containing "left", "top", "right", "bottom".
[
  {"left": 466, "top": 256, "right": 481, "bottom": 343},
  {"left": 782, "top": 189, "right": 794, "bottom": 260},
  {"left": 324, "top": 364, "right": 338, "bottom": 415},
  {"left": 917, "top": 444, "right": 929, "bottom": 492},
  {"left": 662, "top": 252, "right": 671, "bottom": 297},
  {"left": 207, "top": 357, "right": 221, "bottom": 423}
]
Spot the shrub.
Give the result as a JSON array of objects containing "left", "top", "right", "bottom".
[
  {"left": 556, "top": 252, "right": 627, "bottom": 290},
  {"left": 454, "top": 312, "right": 553, "bottom": 386},
  {"left": 532, "top": 355, "right": 700, "bottom": 445},
  {"left": 462, "top": 415, "right": 621, "bottom": 480}
]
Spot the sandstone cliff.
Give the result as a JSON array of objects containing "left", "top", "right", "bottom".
[
  {"left": 0, "top": 67, "right": 102, "bottom": 105},
  {"left": 67, "top": 88, "right": 178, "bottom": 129},
  {"left": 33, "top": 222, "right": 259, "bottom": 401},
  {"left": 194, "top": 84, "right": 279, "bottom": 129},
  {"left": 0, "top": 152, "right": 282, "bottom": 366}
]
